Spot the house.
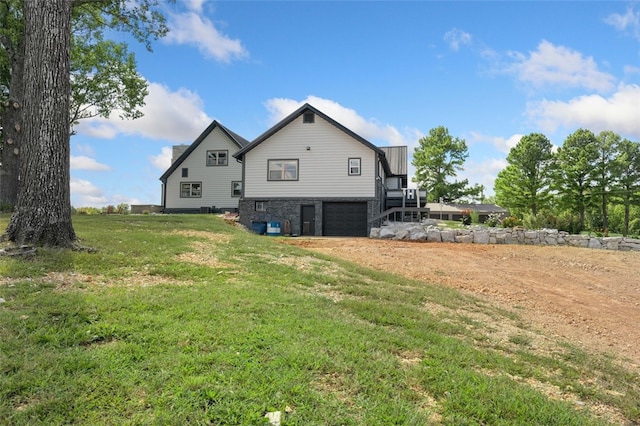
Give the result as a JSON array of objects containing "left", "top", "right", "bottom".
[
  {"left": 159, "top": 120, "right": 249, "bottom": 213},
  {"left": 233, "top": 103, "right": 407, "bottom": 236}
]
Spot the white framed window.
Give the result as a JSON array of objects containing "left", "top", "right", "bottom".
[
  {"left": 231, "top": 181, "right": 242, "bottom": 197},
  {"left": 268, "top": 159, "right": 298, "bottom": 181},
  {"left": 206, "top": 150, "right": 228, "bottom": 166},
  {"left": 255, "top": 201, "right": 266, "bottom": 211},
  {"left": 180, "top": 182, "right": 202, "bottom": 198},
  {"left": 348, "top": 158, "right": 361, "bottom": 176}
]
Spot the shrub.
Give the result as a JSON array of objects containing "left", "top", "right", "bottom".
[
  {"left": 460, "top": 209, "right": 472, "bottom": 226},
  {"left": 485, "top": 212, "right": 502, "bottom": 227},
  {"left": 501, "top": 216, "right": 522, "bottom": 228}
]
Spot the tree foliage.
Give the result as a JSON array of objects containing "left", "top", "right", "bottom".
[
  {"left": 591, "top": 130, "right": 621, "bottom": 235},
  {"left": 0, "top": 0, "right": 169, "bottom": 207},
  {"left": 412, "top": 126, "right": 482, "bottom": 202},
  {"left": 2, "top": 0, "right": 168, "bottom": 247},
  {"left": 613, "top": 138, "right": 640, "bottom": 236},
  {"left": 494, "top": 133, "right": 554, "bottom": 217},
  {"left": 552, "top": 128, "right": 598, "bottom": 232}
]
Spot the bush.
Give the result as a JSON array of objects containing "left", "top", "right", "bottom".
[
  {"left": 75, "top": 207, "right": 101, "bottom": 215},
  {"left": 501, "top": 216, "right": 522, "bottom": 228},
  {"left": 460, "top": 209, "right": 472, "bottom": 226},
  {"left": 484, "top": 212, "right": 502, "bottom": 227}
]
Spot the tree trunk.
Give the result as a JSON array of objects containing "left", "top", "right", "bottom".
[{"left": 5, "top": 0, "right": 76, "bottom": 247}]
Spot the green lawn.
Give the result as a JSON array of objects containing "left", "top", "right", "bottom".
[{"left": 0, "top": 214, "right": 637, "bottom": 425}]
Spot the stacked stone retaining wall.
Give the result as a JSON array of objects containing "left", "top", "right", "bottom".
[{"left": 370, "top": 221, "right": 640, "bottom": 252}]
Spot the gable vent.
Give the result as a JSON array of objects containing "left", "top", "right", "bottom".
[{"left": 303, "top": 112, "right": 315, "bottom": 124}]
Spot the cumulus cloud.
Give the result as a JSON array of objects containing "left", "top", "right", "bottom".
[
  {"left": 164, "top": 9, "right": 248, "bottom": 63},
  {"left": 71, "top": 178, "right": 108, "bottom": 207},
  {"left": 264, "top": 95, "right": 421, "bottom": 147},
  {"left": 605, "top": 5, "right": 640, "bottom": 41},
  {"left": 469, "top": 131, "right": 523, "bottom": 154},
  {"left": 507, "top": 40, "right": 616, "bottom": 93},
  {"left": 151, "top": 146, "right": 173, "bottom": 170},
  {"left": 71, "top": 155, "right": 111, "bottom": 171},
  {"left": 75, "top": 82, "right": 212, "bottom": 143},
  {"left": 458, "top": 158, "right": 509, "bottom": 195},
  {"left": 526, "top": 84, "right": 640, "bottom": 139},
  {"left": 444, "top": 28, "right": 472, "bottom": 51}
]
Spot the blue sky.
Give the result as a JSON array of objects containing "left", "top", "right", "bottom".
[{"left": 71, "top": 1, "right": 640, "bottom": 207}]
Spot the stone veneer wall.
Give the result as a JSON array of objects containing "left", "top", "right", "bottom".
[
  {"left": 370, "top": 221, "right": 640, "bottom": 252},
  {"left": 239, "top": 198, "right": 381, "bottom": 236}
]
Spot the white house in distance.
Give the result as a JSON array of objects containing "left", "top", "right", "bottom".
[{"left": 160, "top": 120, "right": 249, "bottom": 213}]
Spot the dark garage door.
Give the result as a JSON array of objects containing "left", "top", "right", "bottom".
[{"left": 323, "top": 202, "right": 368, "bottom": 236}]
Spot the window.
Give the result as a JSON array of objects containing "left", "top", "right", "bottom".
[
  {"left": 268, "top": 159, "right": 298, "bottom": 181},
  {"left": 303, "top": 112, "right": 315, "bottom": 123},
  {"left": 181, "top": 168, "right": 188, "bottom": 177},
  {"left": 206, "top": 150, "right": 228, "bottom": 166},
  {"left": 348, "top": 158, "right": 361, "bottom": 176},
  {"left": 231, "top": 181, "right": 242, "bottom": 197},
  {"left": 255, "top": 201, "right": 266, "bottom": 211},
  {"left": 180, "top": 182, "right": 202, "bottom": 198}
]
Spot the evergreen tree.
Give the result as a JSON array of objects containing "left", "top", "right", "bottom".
[
  {"left": 412, "top": 126, "right": 482, "bottom": 202},
  {"left": 552, "top": 129, "right": 598, "bottom": 232},
  {"left": 494, "top": 133, "right": 554, "bottom": 217}
]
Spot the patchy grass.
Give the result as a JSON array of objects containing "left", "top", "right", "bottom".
[{"left": 0, "top": 214, "right": 638, "bottom": 425}]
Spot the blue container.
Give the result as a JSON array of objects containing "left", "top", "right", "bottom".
[
  {"left": 251, "top": 221, "right": 267, "bottom": 235},
  {"left": 266, "top": 221, "right": 281, "bottom": 236}
]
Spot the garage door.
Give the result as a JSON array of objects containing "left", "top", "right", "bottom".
[{"left": 323, "top": 202, "right": 368, "bottom": 236}]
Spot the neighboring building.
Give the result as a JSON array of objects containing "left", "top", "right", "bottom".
[
  {"left": 233, "top": 103, "right": 405, "bottom": 237},
  {"left": 160, "top": 121, "right": 249, "bottom": 213},
  {"left": 425, "top": 202, "right": 508, "bottom": 223}
]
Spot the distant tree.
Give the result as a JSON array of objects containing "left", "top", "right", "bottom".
[
  {"left": 552, "top": 129, "right": 598, "bottom": 232},
  {"left": 412, "top": 126, "right": 482, "bottom": 202},
  {"left": 591, "top": 130, "right": 621, "bottom": 236},
  {"left": 613, "top": 138, "right": 640, "bottom": 236},
  {"left": 494, "top": 133, "right": 554, "bottom": 217}
]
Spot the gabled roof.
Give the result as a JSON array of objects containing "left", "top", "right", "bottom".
[
  {"left": 232, "top": 103, "right": 392, "bottom": 175},
  {"left": 159, "top": 120, "right": 249, "bottom": 182}
]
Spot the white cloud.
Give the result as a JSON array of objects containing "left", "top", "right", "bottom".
[
  {"left": 71, "top": 155, "right": 111, "bottom": 171},
  {"left": 151, "top": 146, "right": 173, "bottom": 170},
  {"left": 71, "top": 178, "right": 108, "bottom": 207},
  {"left": 184, "top": 0, "right": 206, "bottom": 13},
  {"left": 507, "top": 40, "right": 616, "bottom": 93},
  {"left": 458, "top": 158, "right": 509, "bottom": 195},
  {"left": 526, "top": 84, "right": 640, "bottom": 139},
  {"left": 469, "top": 131, "right": 523, "bottom": 154},
  {"left": 624, "top": 65, "right": 640, "bottom": 75},
  {"left": 264, "top": 95, "right": 421, "bottom": 147},
  {"left": 165, "top": 11, "right": 248, "bottom": 63},
  {"left": 444, "top": 28, "right": 472, "bottom": 51},
  {"left": 605, "top": 6, "right": 640, "bottom": 40},
  {"left": 75, "top": 82, "right": 212, "bottom": 143}
]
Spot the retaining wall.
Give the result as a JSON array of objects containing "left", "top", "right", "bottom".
[{"left": 369, "top": 221, "right": 640, "bottom": 252}]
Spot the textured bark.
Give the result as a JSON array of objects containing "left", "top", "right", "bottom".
[{"left": 5, "top": 0, "right": 76, "bottom": 247}]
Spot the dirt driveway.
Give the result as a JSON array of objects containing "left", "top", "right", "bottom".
[{"left": 283, "top": 238, "right": 640, "bottom": 371}]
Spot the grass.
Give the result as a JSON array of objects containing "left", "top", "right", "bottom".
[{"left": 0, "top": 214, "right": 638, "bottom": 425}]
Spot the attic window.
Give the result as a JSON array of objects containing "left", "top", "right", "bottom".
[{"left": 303, "top": 112, "right": 315, "bottom": 124}]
